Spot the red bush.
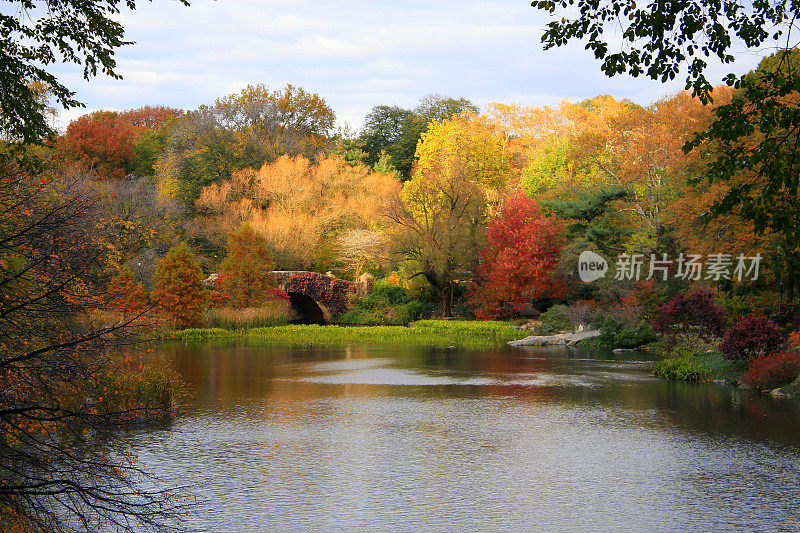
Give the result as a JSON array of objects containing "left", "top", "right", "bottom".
[
  {"left": 743, "top": 351, "right": 800, "bottom": 390},
  {"left": 788, "top": 330, "right": 800, "bottom": 351},
  {"left": 652, "top": 290, "right": 728, "bottom": 337},
  {"left": 719, "top": 314, "right": 783, "bottom": 361}
]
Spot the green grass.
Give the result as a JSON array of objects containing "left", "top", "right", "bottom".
[
  {"left": 653, "top": 349, "right": 747, "bottom": 384},
  {"left": 164, "top": 319, "right": 523, "bottom": 349},
  {"left": 653, "top": 357, "right": 713, "bottom": 382},
  {"left": 691, "top": 352, "right": 747, "bottom": 383}
]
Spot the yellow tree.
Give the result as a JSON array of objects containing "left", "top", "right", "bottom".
[
  {"left": 387, "top": 113, "right": 512, "bottom": 316},
  {"left": 534, "top": 92, "right": 731, "bottom": 254},
  {"left": 194, "top": 155, "right": 400, "bottom": 270},
  {"left": 414, "top": 112, "right": 515, "bottom": 191}
]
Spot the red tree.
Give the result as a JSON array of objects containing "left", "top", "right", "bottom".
[
  {"left": 470, "top": 191, "right": 566, "bottom": 318},
  {"left": 118, "top": 105, "right": 182, "bottom": 129},
  {"left": 60, "top": 110, "right": 138, "bottom": 179}
]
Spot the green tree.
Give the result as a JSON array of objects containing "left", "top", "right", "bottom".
[
  {"left": 152, "top": 242, "right": 207, "bottom": 328},
  {"left": 533, "top": 0, "right": 795, "bottom": 102},
  {"left": 543, "top": 185, "right": 632, "bottom": 255},
  {"left": 219, "top": 223, "right": 277, "bottom": 308},
  {"left": 0, "top": 0, "right": 188, "bottom": 146},
  {"left": 359, "top": 95, "right": 478, "bottom": 180}
]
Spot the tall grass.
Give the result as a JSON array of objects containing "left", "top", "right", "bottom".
[
  {"left": 205, "top": 301, "right": 289, "bottom": 329},
  {"left": 88, "top": 361, "right": 189, "bottom": 416},
  {"left": 166, "top": 319, "right": 523, "bottom": 349}
]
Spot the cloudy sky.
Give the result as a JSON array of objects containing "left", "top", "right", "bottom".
[{"left": 51, "top": 0, "right": 765, "bottom": 131}]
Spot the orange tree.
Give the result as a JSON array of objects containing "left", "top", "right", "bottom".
[
  {"left": 107, "top": 265, "right": 148, "bottom": 315},
  {"left": 218, "top": 223, "right": 277, "bottom": 308},
  {"left": 152, "top": 242, "right": 208, "bottom": 328}
]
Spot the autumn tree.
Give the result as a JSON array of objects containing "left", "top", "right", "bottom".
[
  {"left": 686, "top": 50, "right": 800, "bottom": 301},
  {"left": 218, "top": 223, "right": 277, "bottom": 308},
  {"left": 414, "top": 112, "right": 513, "bottom": 191},
  {"left": 58, "top": 106, "right": 182, "bottom": 179},
  {"left": 155, "top": 84, "right": 336, "bottom": 206},
  {"left": 59, "top": 110, "right": 139, "bottom": 179},
  {"left": 118, "top": 105, "right": 182, "bottom": 130},
  {"left": 359, "top": 95, "right": 478, "bottom": 179},
  {"left": 469, "top": 192, "right": 566, "bottom": 318},
  {"left": 194, "top": 154, "right": 399, "bottom": 271},
  {"left": 152, "top": 242, "right": 208, "bottom": 328},
  {"left": 387, "top": 171, "right": 487, "bottom": 317},
  {"left": 333, "top": 229, "right": 388, "bottom": 280},
  {"left": 0, "top": 159, "right": 185, "bottom": 531},
  {"left": 92, "top": 175, "right": 181, "bottom": 279},
  {"left": 386, "top": 113, "right": 509, "bottom": 316},
  {"left": 533, "top": 1, "right": 800, "bottom": 303},
  {"left": 107, "top": 265, "right": 148, "bottom": 314}
]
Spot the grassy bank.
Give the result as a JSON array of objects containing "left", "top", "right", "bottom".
[
  {"left": 653, "top": 346, "right": 747, "bottom": 384},
  {"left": 165, "top": 320, "right": 523, "bottom": 349}
]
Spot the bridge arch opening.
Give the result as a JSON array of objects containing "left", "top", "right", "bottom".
[{"left": 287, "top": 292, "right": 328, "bottom": 324}]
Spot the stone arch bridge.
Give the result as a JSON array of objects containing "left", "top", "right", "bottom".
[
  {"left": 273, "top": 271, "right": 360, "bottom": 324},
  {"left": 205, "top": 271, "right": 368, "bottom": 324}
]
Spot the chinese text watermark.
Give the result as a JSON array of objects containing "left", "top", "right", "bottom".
[{"left": 578, "top": 252, "right": 762, "bottom": 283}]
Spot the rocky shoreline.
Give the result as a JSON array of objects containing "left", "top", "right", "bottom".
[{"left": 507, "top": 330, "right": 601, "bottom": 347}]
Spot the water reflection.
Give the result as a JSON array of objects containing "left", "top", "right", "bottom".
[{"left": 130, "top": 344, "right": 800, "bottom": 532}]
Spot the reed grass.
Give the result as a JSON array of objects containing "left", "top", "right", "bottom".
[{"left": 205, "top": 301, "right": 289, "bottom": 329}]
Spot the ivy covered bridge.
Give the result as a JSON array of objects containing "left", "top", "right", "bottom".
[{"left": 272, "top": 271, "right": 360, "bottom": 324}]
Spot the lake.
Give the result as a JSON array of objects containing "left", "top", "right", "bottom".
[{"left": 130, "top": 344, "right": 800, "bottom": 532}]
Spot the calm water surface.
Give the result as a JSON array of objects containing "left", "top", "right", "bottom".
[{"left": 131, "top": 344, "right": 800, "bottom": 532}]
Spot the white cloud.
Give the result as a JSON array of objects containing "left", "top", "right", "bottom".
[{"left": 54, "top": 0, "right": 762, "bottom": 131}]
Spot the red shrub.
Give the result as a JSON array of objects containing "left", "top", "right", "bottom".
[
  {"left": 743, "top": 351, "right": 800, "bottom": 390},
  {"left": 788, "top": 330, "right": 800, "bottom": 351},
  {"left": 266, "top": 288, "right": 291, "bottom": 302},
  {"left": 719, "top": 314, "right": 783, "bottom": 361},
  {"left": 652, "top": 290, "right": 728, "bottom": 337}
]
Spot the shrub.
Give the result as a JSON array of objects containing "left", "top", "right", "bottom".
[
  {"left": 719, "top": 314, "right": 783, "bottom": 361},
  {"left": 92, "top": 361, "right": 189, "bottom": 414},
  {"left": 536, "top": 304, "right": 573, "bottom": 334},
  {"left": 743, "top": 351, "right": 800, "bottom": 390},
  {"left": 652, "top": 290, "right": 728, "bottom": 338},
  {"left": 591, "top": 313, "right": 656, "bottom": 348},
  {"left": 362, "top": 279, "right": 412, "bottom": 307},
  {"left": 788, "top": 330, "right": 800, "bottom": 351},
  {"left": 653, "top": 358, "right": 713, "bottom": 382},
  {"left": 337, "top": 279, "right": 432, "bottom": 325},
  {"left": 613, "top": 321, "right": 658, "bottom": 349}
]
